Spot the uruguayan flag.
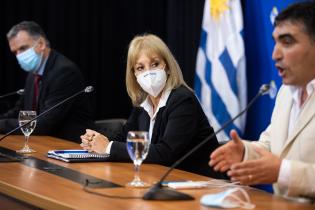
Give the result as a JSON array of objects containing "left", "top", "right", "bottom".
[{"left": 195, "top": 0, "right": 246, "bottom": 142}]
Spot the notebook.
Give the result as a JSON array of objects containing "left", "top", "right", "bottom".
[{"left": 47, "top": 150, "right": 109, "bottom": 162}]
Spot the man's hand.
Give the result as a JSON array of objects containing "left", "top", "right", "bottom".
[
  {"left": 209, "top": 130, "right": 245, "bottom": 172},
  {"left": 227, "top": 146, "right": 282, "bottom": 185}
]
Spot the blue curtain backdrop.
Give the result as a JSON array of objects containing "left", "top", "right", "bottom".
[{"left": 243, "top": 0, "right": 301, "bottom": 140}]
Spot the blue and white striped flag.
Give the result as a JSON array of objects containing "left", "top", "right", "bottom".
[{"left": 195, "top": 0, "right": 246, "bottom": 142}]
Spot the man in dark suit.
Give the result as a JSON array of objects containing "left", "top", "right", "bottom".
[{"left": 0, "top": 21, "right": 95, "bottom": 143}]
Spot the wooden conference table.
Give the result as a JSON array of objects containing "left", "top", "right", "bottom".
[{"left": 0, "top": 135, "right": 313, "bottom": 210}]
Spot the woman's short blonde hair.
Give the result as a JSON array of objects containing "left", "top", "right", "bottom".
[{"left": 126, "top": 34, "right": 190, "bottom": 106}]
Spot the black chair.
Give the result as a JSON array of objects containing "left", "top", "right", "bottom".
[{"left": 94, "top": 118, "right": 127, "bottom": 138}]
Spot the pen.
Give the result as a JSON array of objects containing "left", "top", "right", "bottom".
[{"left": 160, "top": 180, "right": 186, "bottom": 186}]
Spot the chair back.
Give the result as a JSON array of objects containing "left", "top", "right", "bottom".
[{"left": 95, "top": 118, "right": 127, "bottom": 138}]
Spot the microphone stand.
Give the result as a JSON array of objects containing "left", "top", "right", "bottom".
[
  {"left": 143, "top": 84, "right": 271, "bottom": 200},
  {"left": 0, "top": 86, "right": 94, "bottom": 142},
  {"left": 0, "top": 89, "right": 24, "bottom": 99}
]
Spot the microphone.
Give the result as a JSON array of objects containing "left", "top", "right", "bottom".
[
  {"left": 0, "top": 89, "right": 24, "bottom": 99},
  {"left": 0, "top": 86, "right": 94, "bottom": 142},
  {"left": 143, "top": 82, "right": 274, "bottom": 201}
]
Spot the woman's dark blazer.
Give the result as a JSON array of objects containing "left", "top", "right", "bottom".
[{"left": 108, "top": 85, "right": 224, "bottom": 178}]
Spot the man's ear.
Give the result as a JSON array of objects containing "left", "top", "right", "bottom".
[{"left": 37, "top": 37, "right": 46, "bottom": 51}]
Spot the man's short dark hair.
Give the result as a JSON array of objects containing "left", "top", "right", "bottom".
[
  {"left": 7, "top": 21, "right": 50, "bottom": 47},
  {"left": 275, "top": 1, "right": 315, "bottom": 41}
]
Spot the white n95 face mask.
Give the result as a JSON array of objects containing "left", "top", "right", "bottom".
[
  {"left": 200, "top": 187, "right": 255, "bottom": 209},
  {"left": 136, "top": 69, "right": 167, "bottom": 97}
]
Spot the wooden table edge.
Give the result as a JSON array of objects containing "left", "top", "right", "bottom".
[{"left": 0, "top": 180, "right": 76, "bottom": 210}]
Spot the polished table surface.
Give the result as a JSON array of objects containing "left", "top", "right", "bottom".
[{"left": 0, "top": 135, "right": 313, "bottom": 210}]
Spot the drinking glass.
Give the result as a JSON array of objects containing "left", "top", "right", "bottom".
[
  {"left": 17, "top": 110, "right": 37, "bottom": 153},
  {"left": 126, "top": 131, "right": 150, "bottom": 187}
]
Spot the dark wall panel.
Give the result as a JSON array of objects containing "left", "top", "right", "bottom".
[{"left": 0, "top": 0, "right": 204, "bottom": 120}]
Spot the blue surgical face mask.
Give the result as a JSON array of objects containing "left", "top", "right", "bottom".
[
  {"left": 16, "top": 43, "right": 43, "bottom": 72},
  {"left": 200, "top": 187, "right": 255, "bottom": 209}
]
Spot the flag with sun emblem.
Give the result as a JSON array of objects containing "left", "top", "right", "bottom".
[{"left": 195, "top": 0, "right": 246, "bottom": 142}]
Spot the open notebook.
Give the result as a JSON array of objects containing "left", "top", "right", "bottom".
[{"left": 47, "top": 150, "right": 109, "bottom": 162}]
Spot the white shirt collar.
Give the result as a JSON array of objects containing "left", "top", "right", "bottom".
[
  {"left": 288, "top": 78, "right": 315, "bottom": 105},
  {"left": 140, "top": 88, "right": 172, "bottom": 119},
  {"left": 36, "top": 56, "right": 48, "bottom": 76}
]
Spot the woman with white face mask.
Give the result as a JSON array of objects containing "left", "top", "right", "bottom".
[{"left": 81, "top": 34, "right": 224, "bottom": 178}]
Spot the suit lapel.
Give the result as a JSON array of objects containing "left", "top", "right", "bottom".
[
  {"left": 281, "top": 91, "right": 315, "bottom": 156},
  {"left": 24, "top": 74, "right": 35, "bottom": 110},
  {"left": 275, "top": 99, "right": 292, "bottom": 155},
  {"left": 37, "top": 50, "right": 56, "bottom": 111},
  {"left": 138, "top": 111, "right": 150, "bottom": 132},
  {"left": 151, "top": 107, "right": 165, "bottom": 144}
]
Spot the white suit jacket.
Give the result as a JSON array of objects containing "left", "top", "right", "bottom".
[{"left": 243, "top": 85, "right": 315, "bottom": 197}]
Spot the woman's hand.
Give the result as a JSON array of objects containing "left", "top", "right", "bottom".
[{"left": 80, "top": 129, "right": 109, "bottom": 154}]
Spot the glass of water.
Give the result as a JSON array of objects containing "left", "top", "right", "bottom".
[
  {"left": 126, "top": 131, "right": 150, "bottom": 187},
  {"left": 17, "top": 110, "right": 37, "bottom": 153}
]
